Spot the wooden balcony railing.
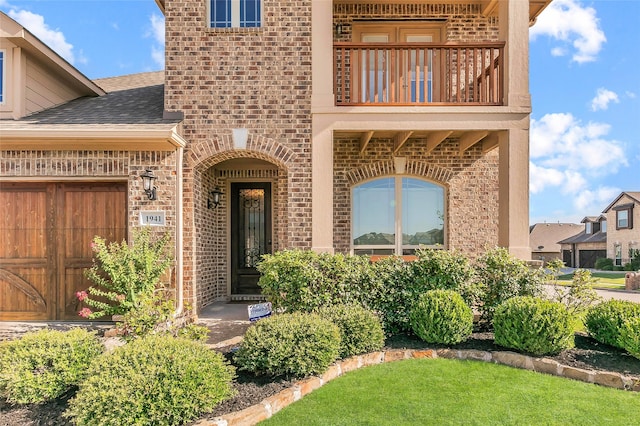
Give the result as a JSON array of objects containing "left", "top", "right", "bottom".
[{"left": 334, "top": 42, "right": 505, "bottom": 106}]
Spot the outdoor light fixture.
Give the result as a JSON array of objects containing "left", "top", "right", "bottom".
[
  {"left": 139, "top": 169, "right": 157, "bottom": 201},
  {"left": 208, "top": 187, "right": 223, "bottom": 209},
  {"left": 334, "top": 23, "right": 344, "bottom": 37}
]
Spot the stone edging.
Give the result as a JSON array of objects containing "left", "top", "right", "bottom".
[{"left": 194, "top": 348, "right": 640, "bottom": 426}]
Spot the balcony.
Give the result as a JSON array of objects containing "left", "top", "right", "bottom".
[{"left": 334, "top": 42, "right": 504, "bottom": 107}]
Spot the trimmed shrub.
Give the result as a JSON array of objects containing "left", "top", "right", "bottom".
[
  {"left": 234, "top": 312, "right": 341, "bottom": 377},
  {"left": 494, "top": 296, "right": 575, "bottom": 356},
  {"left": 411, "top": 248, "right": 480, "bottom": 307},
  {"left": 585, "top": 300, "right": 640, "bottom": 348},
  {"left": 476, "top": 247, "right": 545, "bottom": 327},
  {"left": 257, "top": 249, "right": 375, "bottom": 312},
  {"left": 620, "top": 317, "right": 640, "bottom": 360},
  {"left": 65, "top": 335, "right": 235, "bottom": 426},
  {"left": 0, "top": 329, "right": 103, "bottom": 404},
  {"left": 409, "top": 290, "right": 473, "bottom": 345},
  {"left": 316, "top": 305, "right": 385, "bottom": 358},
  {"left": 595, "top": 257, "right": 614, "bottom": 271}
]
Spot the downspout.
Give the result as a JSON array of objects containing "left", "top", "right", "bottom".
[{"left": 174, "top": 145, "right": 184, "bottom": 317}]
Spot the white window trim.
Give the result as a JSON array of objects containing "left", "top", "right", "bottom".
[{"left": 208, "top": 0, "right": 263, "bottom": 28}]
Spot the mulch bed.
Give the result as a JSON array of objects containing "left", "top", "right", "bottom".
[{"left": 2, "top": 332, "right": 639, "bottom": 426}]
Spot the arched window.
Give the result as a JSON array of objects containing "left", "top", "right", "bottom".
[{"left": 352, "top": 177, "right": 445, "bottom": 255}]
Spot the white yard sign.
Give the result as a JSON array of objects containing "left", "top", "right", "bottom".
[{"left": 248, "top": 302, "right": 272, "bottom": 322}]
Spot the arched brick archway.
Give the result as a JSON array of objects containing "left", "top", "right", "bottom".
[{"left": 182, "top": 135, "right": 296, "bottom": 311}]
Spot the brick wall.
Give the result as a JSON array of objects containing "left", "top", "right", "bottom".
[{"left": 333, "top": 138, "right": 499, "bottom": 258}]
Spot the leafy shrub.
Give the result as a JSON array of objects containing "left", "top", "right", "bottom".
[
  {"left": 234, "top": 312, "right": 341, "bottom": 377},
  {"left": 595, "top": 257, "right": 614, "bottom": 271},
  {"left": 177, "top": 323, "right": 210, "bottom": 342},
  {"left": 65, "top": 335, "right": 235, "bottom": 426},
  {"left": 411, "top": 248, "right": 480, "bottom": 307},
  {"left": 547, "top": 268, "right": 601, "bottom": 330},
  {"left": 494, "top": 296, "right": 575, "bottom": 356},
  {"left": 79, "top": 228, "right": 173, "bottom": 319},
  {"left": 257, "top": 249, "right": 374, "bottom": 312},
  {"left": 315, "top": 305, "right": 385, "bottom": 358},
  {"left": 475, "top": 247, "right": 545, "bottom": 327},
  {"left": 620, "top": 317, "right": 640, "bottom": 360},
  {"left": 585, "top": 300, "right": 640, "bottom": 348},
  {"left": 409, "top": 290, "right": 473, "bottom": 345},
  {"left": 0, "top": 329, "right": 103, "bottom": 404}
]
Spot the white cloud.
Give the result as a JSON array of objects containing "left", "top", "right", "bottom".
[
  {"left": 8, "top": 9, "right": 77, "bottom": 64},
  {"left": 146, "top": 14, "right": 165, "bottom": 68},
  {"left": 530, "top": 113, "right": 628, "bottom": 213},
  {"left": 530, "top": 0, "right": 606, "bottom": 63},
  {"left": 590, "top": 88, "right": 619, "bottom": 111},
  {"left": 625, "top": 91, "right": 637, "bottom": 99}
]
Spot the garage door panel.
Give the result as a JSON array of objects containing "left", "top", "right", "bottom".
[
  {"left": 1, "top": 182, "right": 127, "bottom": 321},
  {"left": 0, "top": 267, "right": 50, "bottom": 320},
  {"left": 0, "top": 187, "right": 49, "bottom": 259}
]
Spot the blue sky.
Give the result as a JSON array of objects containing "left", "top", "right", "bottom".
[{"left": 2, "top": 0, "right": 639, "bottom": 225}]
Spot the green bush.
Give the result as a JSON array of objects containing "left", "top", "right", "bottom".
[
  {"left": 65, "top": 335, "right": 235, "bottom": 426},
  {"left": 585, "top": 300, "right": 640, "bottom": 348},
  {"left": 257, "top": 249, "right": 375, "bottom": 312},
  {"left": 595, "top": 258, "right": 614, "bottom": 271},
  {"left": 475, "top": 247, "right": 545, "bottom": 327},
  {"left": 0, "top": 329, "right": 103, "bottom": 404},
  {"left": 409, "top": 290, "right": 473, "bottom": 345},
  {"left": 620, "top": 317, "right": 640, "bottom": 360},
  {"left": 494, "top": 297, "right": 575, "bottom": 356},
  {"left": 411, "top": 248, "right": 480, "bottom": 307},
  {"left": 79, "top": 228, "right": 173, "bottom": 319},
  {"left": 316, "top": 305, "right": 385, "bottom": 358},
  {"left": 234, "top": 312, "right": 341, "bottom": 377}
]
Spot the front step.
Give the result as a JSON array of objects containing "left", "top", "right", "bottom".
[{"left": 229, "top": 294, "right": 267, "bottom": 302}]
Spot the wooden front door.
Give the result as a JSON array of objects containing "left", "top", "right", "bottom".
[
  {"left": 0, "top": 182, "right": 127, "bottom": 321},
  {"left": 230, "top": 182, "right": 272, "bottom": 295}
]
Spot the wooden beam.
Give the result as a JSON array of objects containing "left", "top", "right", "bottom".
[
  {"left": 459, "top": 131, "right": 489, "bottom": 155},
  {"left": 425, "top": 131, "right": 453, "bottom": 154},
  {"left": 393, "top": 131, "right": 413, "bottom": 154},
  {"left": 359, "top": 131, "right": 375, "bottom": 154},
  {"left": 482, "top": 132, "right": 499, "bottom": 153}
]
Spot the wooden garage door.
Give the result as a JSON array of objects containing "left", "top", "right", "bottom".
[{"left": 0, "top": 182, "right": 127, "bottom": 321}]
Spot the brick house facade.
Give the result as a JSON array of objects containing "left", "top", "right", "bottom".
[{"left": 1, "top": 1, "right": 551, "bottom": 320}]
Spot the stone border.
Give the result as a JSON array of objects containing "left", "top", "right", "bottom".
[{"left": 195, "top": 348, "right": 640, "bottom": 426}]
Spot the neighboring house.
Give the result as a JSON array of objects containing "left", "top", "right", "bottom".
[
  {"left": 0, "top": 1, "right": 552, "bottom": 321},
  {"left": 558, "top": 216, "right": 607, "bottom": 269},
  {"left": 529, "top": 222, "right": 582, "bottom": 266},
  {"left": 602, "top": 192, "right": 640, "bottom": 267}
]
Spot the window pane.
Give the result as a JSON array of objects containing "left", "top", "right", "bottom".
[
  {"left": 240, "top": 0, "right": 261, "bottom": 28},
  {"left": 211, "top": 0, "right": 231, "bottom": 28},
  {"left": 401, "top": 178, "right": 444, "bottom": 246},
  {"left": 353, "top": 178, "right": 395, "bottom": 246},
  {"left": 618, "top": 210, "right": 628, "bottom": 228},
  {"left": 601, "top": 220, "right": 607, "bottom": 233}
]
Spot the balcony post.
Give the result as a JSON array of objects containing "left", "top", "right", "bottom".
[
  {"left": 312, "top": 0, "right": 335, "bottom": 109},
  {"left": 499, "top": 0, "right": 531, "bottom": 108},
  {"left": 498, "top": 128, "right": 531, "bottom": 260},
  {"left": 311, "top": 116, "right": 334, "bottom": 254}
]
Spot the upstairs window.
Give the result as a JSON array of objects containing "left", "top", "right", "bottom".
[
  {"left": 585, "top": 222, "right": 592, "bottom": 234},
  {"left": 352, "top": 177, "right": 445, "bottom": 255},
  {"left": 615, "top": 204, "right": 633, "bottom": 230},
  {"left": 0, "top": 51, "right": 4, "bottom": 103},
  {"left": 601, "top": 220, "right": 607, "bottom": 233},
  {"left": 210, "top": 0, "right": 261, "bottom": 28}
]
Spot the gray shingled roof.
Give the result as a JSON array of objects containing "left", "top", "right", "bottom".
[
  {"left": 1, "top": 71, "right": 179, "bottom": 130},
  {"left": 558, "top": 230, "right": 607, "bottom": 245}
]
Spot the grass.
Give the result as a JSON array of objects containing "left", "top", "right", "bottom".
[
  {"left": 555, "top": 272, "right": 627, "bottom": 290},
  {"left": 262, "top": 358, "right": 640, "bottom": 426}
]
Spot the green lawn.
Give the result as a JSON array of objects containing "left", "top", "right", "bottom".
[
  {"left": 262, "top": 359, "right": 640, "bottom": 425},
  {"left": 555, "top": 272, "right": 627, "bottom": 290}
]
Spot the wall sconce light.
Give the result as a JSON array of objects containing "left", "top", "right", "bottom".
[
  {"left": 208, "top": 187, "right": 223, "bottom": 209},
  {"left": 139, "top": 169, "right": 157, "bottom": 200},
  {"left": 334, "top": 23, "right": 344, "bottom": 37}
]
